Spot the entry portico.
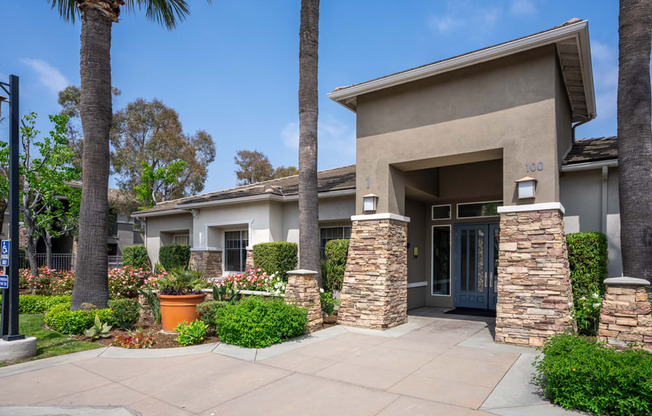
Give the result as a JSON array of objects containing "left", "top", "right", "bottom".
[{"left": 330, "top": 19, "right": 595, "bottom": 346}]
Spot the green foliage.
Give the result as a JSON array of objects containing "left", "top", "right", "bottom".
[
  {"left": 567, "top": 233, "right": 608, "bottom": 335},
  {"left": 215, "top": 297, "right": 308, "bottom": 348},
  {"left": 159, "top": 244, "right": 191, "bottom": 271},
  {"left": 108, "top": 298, "right": 140, "bottom": 329},
  {"left": 134, "top": 160, "right": 187, "bottom": 210},
  {"left": 197, "top": 301, "right": 229, "bottom": 333},
  {"left": 122, "top": 245, "right": 151, "bottom": 270},
  {"left": 252, "top": 242, "right": 298, "bottom": 279},
  {"left": 175, "top": 320, "right": 208, "bottom": 346},
  {"left": 84, "top": 315, "right": 113, "bottom": 340},
  {"left": 212, "top": 281, "right": 240, "bottom": 303},
  {"left": 16, "top": 295, "right": 71, "bottom": 314},
  {"left": 319, "top": 291, "right": 339, "bottom": 317},
  {"left": 534, "top": 334, "right": 652, "bottom": 415},
  {"left": 44, "top": 303, "right": 113, "bottom": 335},
  {"left": 138, "top": 287, "right": 161, "bottom": 324},
  {"left": 324, "top": 239, "right": 349, "bottom": 292},
  {"left": 155, "top": 268, "right": 208, "bottom": 295}
]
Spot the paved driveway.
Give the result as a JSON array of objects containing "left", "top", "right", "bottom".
[{"left": 0, "top": 309, "right": 581, "bottom": 416}]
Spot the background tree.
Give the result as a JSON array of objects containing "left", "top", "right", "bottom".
[
  {"left": 51, "top": 0, "right": 203, "bottom": 310},
  {"left": 298, "top": 0, "right": 321, "bottom": 282},
  {"left": 617, "top": 0, "right": 652, "bottom": 282},
  {"left": 273, "top": 165, "right": 299, "bottom": 179},
  {"left": 234, "top": 150, "right": 274, "bottom": 185},
  {"left": 111, "top": 98, "right": 216, "bottom": 212},
  {"left": 134, "top": 160, "right": 187, "bottom": 209}
]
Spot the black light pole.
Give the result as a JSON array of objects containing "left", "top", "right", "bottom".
[{"left": 0, "top": 75, "right": 25, "bottom": 341}]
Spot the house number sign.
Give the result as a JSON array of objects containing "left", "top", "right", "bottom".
[{"left": 525, "top": 161, "right": 544, "bottom": 172}]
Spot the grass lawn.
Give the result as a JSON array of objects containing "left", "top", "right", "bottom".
[{"left": 0, "top": 314, "right": 101, "bottom": 367}]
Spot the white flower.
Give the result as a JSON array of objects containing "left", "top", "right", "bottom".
[
  {"left": 319, "top": 288, "right": 324, "bottom": 293},
  {"left": 592, "top": 293, "right": 599, "bottom": 299},
  {"left": 593, "top": 303, "right": 601, "bottom": 308}
]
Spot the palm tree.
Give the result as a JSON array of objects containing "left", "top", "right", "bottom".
[
  {"left": 50, "top": 0, "right": 197, "bottom": 309},
  {"left": 617, "top": 0, "right": 652, "bottom": 282},
  {"left": 298, "top": 0, "right": 321, "bottom": 283}
]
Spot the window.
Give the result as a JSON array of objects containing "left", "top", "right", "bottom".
[
  {"left": 320, "top": 226, "right": 351, "bottom": 258},
  {"left": 224, "top": 230, "right": 248, "bottom": 272},
  {"left": 432, "top": 226, "right": 451, "bottom": 296},
  {"left": 174, "top": 234, "right": 190, "bottom": 246},
  {"left": 432, "top": 204, "right": 451, "bottom": 220},
  {"left": 457, "top": 201, "right": 502, "bottom": 219}
]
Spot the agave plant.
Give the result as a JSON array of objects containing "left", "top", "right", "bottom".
[
  {"left": 156, "top": 268, "right": 209, "bottom": 295},
  {"left": 85, "top": 314, "right": 113, "bottom": 340}
]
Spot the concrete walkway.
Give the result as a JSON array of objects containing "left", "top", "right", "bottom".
[{"left": 0, "top": 309, "right": 584, "bottom": 416}]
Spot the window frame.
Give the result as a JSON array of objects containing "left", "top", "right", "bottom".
[
  {"left": 431, "top": 224, "right": 452, "bottom": 297},
  {"left": 223, "top": 229, "right": 249, "bottom": 273},
  {"left": 319, "top": 225, "right": 352, "bottom": 258},
  {"left": 431, "top": 204, "right": 452, "bottom": 221},
  {"left": 456, "top": 200, "right": 502, "bottom": 219}
]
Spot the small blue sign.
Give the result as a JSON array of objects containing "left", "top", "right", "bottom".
[
  {"left": 0, "top": 240, "right": 8, "bottom": 267},
  {"left": 0, "top": 275, "right": 8, "bottom": 289}
]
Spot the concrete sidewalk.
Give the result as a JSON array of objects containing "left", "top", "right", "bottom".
[{"left": 0, "top": 310, "right": 584, "bottom": 416}]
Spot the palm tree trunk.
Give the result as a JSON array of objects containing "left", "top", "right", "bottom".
[
  {"left": 298, "top": 0, "right": 321, "bottom": 284},
  {"left": 71, "top": 6, "right": 112, "bottom": 309},
  {"left": 618, "top": 0, "right": 652, "bottom": 283}
]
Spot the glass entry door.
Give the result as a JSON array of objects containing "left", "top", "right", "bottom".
[{"left": 454, "top": 223, "right": 499, "bottom": 310}]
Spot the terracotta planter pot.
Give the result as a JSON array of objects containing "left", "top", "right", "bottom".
[{"left": 158, "top": 293, "right": 207, "bottom": 332}]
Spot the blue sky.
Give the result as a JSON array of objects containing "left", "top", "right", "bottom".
[{"left": 0, "top": 0, "right": 620, "bottom": 193}]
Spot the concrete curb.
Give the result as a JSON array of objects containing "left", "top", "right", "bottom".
[
  {"left": 99, "top": 343, "right": 219, "bottom": 359},
  {"left": 0, "top": 347, "right": 108, "bottom": 378}
]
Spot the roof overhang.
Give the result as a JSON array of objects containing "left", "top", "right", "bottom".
[{"left": 328, "top": 19, "right": 596, "bottom": 123}]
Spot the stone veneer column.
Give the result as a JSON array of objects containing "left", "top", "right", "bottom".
[
  {"left": 189, "top": 249, "right": 223, "bottom": 277},
  {"left": 245, "top": 249, "right": 255, "bottom": 271},
  {"left": 495, "top": 208, "right": 574, "bottom": 347},
  {"left": 337, "top": 216, "right": 409, "bottom": 329},
  {"left": 285, "top": 269, "right": 323, "bottom": 332},
  {"left": 598, "top": 277, "right": 652, "bottom": 352}
]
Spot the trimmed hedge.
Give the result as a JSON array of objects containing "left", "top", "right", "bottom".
[
  {"left": 535, "top": 334, "right": 652, "bottom": 415},
  {"left": 122, "top": 245, "right": 151, "bottom": 270},
  {"left": 215, "top": 297, "right": 307, "bottom": 348},
  {"left": 324, "top": 239, "right": 349, "bottom": 292},
  {"left": 252, "top": 242, "right": 298, "bottom": 280},
  {"left": 44, "top": 303, "right": 113, "bottom": 335},
  {"left": 13, "top": 295, "right": 71, "bottom": 314},
  {"left": 159, "top": 244, "right": 191, "bottom": 270},
  {"left": 107, "top": 298, "right": 140, "bottom": 329},
  {"left": 566, "top": 232, "right": 608, "bottom": 298}
]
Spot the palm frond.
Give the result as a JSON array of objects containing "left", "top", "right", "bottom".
[
  {"left": 49, "top": 0, "right": 80, "bottom": 23},
  {"left": 127, "top": 0, "right": 192, "bottom": 30}
]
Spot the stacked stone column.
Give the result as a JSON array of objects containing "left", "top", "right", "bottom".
[
  {"left": 245, "top": 249, "right": 255, "bottom": 271},
  {"left": 337, "top": 217, "right": 408, "bottom": 329},
  {"left": 189, "top": 249, "right": 222, "bottom": 277},
  {"left": 285, "top": 269, "right": 323, "bottom": 332},
  {"left": 495, "top": 208, "right": 574, "bottom": 347},
  {"left": 598, "top": 277, "right": 652, "bottom": 352}
]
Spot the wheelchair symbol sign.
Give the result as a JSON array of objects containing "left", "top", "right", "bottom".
[{"left": 1, "top": 240, "right": 9, "bottom": 267}]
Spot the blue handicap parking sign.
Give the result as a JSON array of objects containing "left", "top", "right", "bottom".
[
  {"left": 0, "top": 275, "right": 8, "bottom": 289},
  {"left": 0, "top": 241, "right": 8, "bottom": 267}
]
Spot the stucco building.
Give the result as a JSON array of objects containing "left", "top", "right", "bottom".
[{"left": 135, "top": 19, "right": 621, "bottom": 346}]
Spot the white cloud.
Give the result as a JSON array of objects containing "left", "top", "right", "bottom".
[
  {"left": 588, "top": 41, "right": 618, "bottom": 123},
  {"left": 428, "top": 1, "right": 502, "bottom": 35},
  {"left": 281, "top": 122, "right": 299, "bottom": 149},
  {"left": 20, "top": 58, "right": 69, "bottom": 95},
  {"left": 509, "top": 0, "right": 537, "bottom": 16},
  {"left": 429, "top": 16, "right": 464, "bottom": 33},
  {"left": 280, "top": 116, "right": 356, "bottom": 166}
]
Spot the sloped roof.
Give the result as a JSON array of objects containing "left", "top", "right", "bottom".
[{"left": 563, "top": 137, "right": 618, "bottom": 165}]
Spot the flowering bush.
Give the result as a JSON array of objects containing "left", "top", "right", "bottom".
[
  {"left": 108, "top": 266, "right": 166, "bottom": 299},
  {"left": 572, "top": 292, "right": 603, "bottom": 336},
  {"left": 214, "top": 268, "right": 286, "bottom": 295},
  {"left": 111, "top": 329, "right": 156, "bottom": 349},
  {"left": 21, "top": 267, "right": 75, "bottom": 296}
]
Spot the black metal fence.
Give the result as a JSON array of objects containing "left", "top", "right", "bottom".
[{"left": 18, "top": 253, "right": 122, "bottom": 271}]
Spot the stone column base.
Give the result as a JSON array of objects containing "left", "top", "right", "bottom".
[
  {"left": 189, "top": 249, "right": 223, "bottom": 277},
  {"left": 338, "top": 217, "right": 408, "bottom": 329},
  {"left": 285, "top": 269, "right": 323, "bottom": 332},
  {"left": 598, "top": 277, "right": 652, "bottom": 352},
  {"left": 245, "top": 249, "right": 255, "bottom": 271},
  {"left": 495, "top": 208, "right": 574, "bottom": 347}
]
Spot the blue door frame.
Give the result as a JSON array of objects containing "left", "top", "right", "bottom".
[{"left": 454, "top": 223, "right": 499, "bottom": 310}]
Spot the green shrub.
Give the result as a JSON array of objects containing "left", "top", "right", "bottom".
[
  {"left": 215, "top": 297, "right": 307, "bottom": 348},
  {"left": 175, "top": 320, "right": 208, "bottom": 346},
  {"left": 44, "top": 303, "right": 113, "bottom": 335},
  {"left": 534, "top": 334, "right": 652, "bottom": 415},
  {"left": 159, "top": 244, "right": 191, "bottom": 270},
  {"left": 14, "top": 295, "right": 71, "bottom": 314},
  {"left": 122, "top": 245, "right": 151, "bottom": 270},
  {"left": 320, "top": 291, "right": 339, "bottom": 316},
  {"left": 197, "top": 300, "right": 229, "bottom": 334},
  {"left": 108, "top": 298, "right": 140, "bottom": 329},
  {"left": 252, "top": 242, "right": 298, "bottom": 280},
  {"left": 324, "top": 239, "right": 349, "bottom": 292}
]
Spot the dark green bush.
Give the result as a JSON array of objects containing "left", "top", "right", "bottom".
[
  {"left": 159, "top": 244, "right": 191, "bottom": 270},
  {"left": 252, "top": 242, "right": 298, "bottom": 279},
  {"left": 197, "top": 300, "right": 229, "bottom": 334},
  {"left": 535, "top": 334, "right": 652, "bottom": 415},
  {"left": 17, "top": 295, "right": 71, "bottom": 314},
  {"left": 324, "top": 239, "right": 349, "bottom": 292},
  {"left": 567, "top": 232, "right": 608, "bottom": 298},
  {"left": 215, "top": 297, "right": 307, "bottom": 348},
  {"left": 108, "top": 298, "right": 140, "bottom": 329},
  {"left": 44, "top": 303, "right": 113, "bottom": 335},
  {"left": 122, "top": 245, "right": 151, "bottom": 270}
]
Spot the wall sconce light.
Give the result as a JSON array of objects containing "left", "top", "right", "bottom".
[
  {"left": 516, "top": 176, "right": 537, "bottom": 200},
  {"left": 363, "top": 193, "right": 378, "bottom": 212}
]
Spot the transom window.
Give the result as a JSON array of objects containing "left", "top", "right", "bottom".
[
  {"left": 174, "top": 234, "right": 190, "bottom": 246},
  {"left": 320, "top": 226, "right": 351, "bottom": 258},
  {"left": 224, "top": 230, "right": 248, "bottom": 272},
  {"left": 457, "top": 201, "right": 502, "bottom": 219}
]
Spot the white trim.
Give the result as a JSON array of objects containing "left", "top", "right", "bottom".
[
  {"left": 431, "top": 225, "right": 452, "bottom": 297},
  {"left": 407, "top": 281, "right": 427, "bottom": 289},
  {"left": 132, "top": 209, "right": 188, "bottom": 218},
  {"left": 328, "top": 20, "right": 595, "bottom": 119},
  {"left": 456, "top": 200, "right": 502, "bottom": 219},
  {"left": 431, "top": 204, "right": 452, "bottom": 221},
  {"left": 497, "top": 202, "right": 566, "bottom": 214},
  {"left": 561, "top": 160, "right": 617, "bottom": 172},
  {"left": 351, "top": 213, "right": 411, "bottom": 223},
  {"left": 190, "top": 247, "right": 222, "bottom": 252}
]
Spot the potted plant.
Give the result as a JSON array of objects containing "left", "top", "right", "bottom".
[{"left": 156, "top": 268, "right": 209, "bottom": 332}]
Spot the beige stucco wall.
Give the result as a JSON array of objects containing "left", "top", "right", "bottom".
[
  {"left": 560, "top": 166, "right": 622, "bottom": 277},
  {"left": 354, "top": 45, "right": 568, "bottom": 216},
  {"left": 281, "top": 196, "right": 356, "bottom": 244},
  {"left": 144, "top": 213, "right": 193, "bottom": 265}
]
